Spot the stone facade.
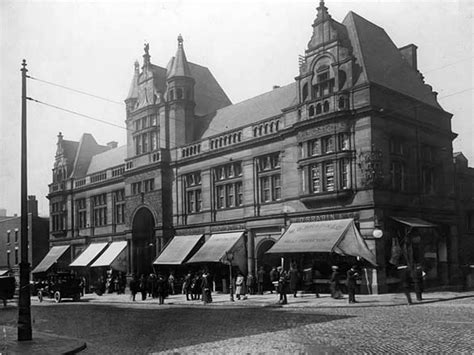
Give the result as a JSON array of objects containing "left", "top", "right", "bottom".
[{"left": 46, "top": 2, "right": 467, "bottom": 292}]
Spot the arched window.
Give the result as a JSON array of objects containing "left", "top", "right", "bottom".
[
  {"left": 309, "top": 105, "right": 315, "bottom": 116},
  {"left": 323, "top": 101, "right": 330, "bottom": 112},
  {"left": 264, "top": 124, "right": 268, "bottom": 134},
  {"left": 182, "top": 149, "right": 186, "bottom": 157},
  {"left": 210, "top": 141, "right": 214, "bottom": 149},
  {"left": 219, "top": 138, "right": 223, "bottom": 147},
  {"left": 316, "top": 103, "right": 322, "bottom": 114},
  {"left": 253, "top": 128, "right": 258, "bottom": 137},
  {"left": 238, "top": 132, "right": 242, "bottom": 141},
  {"left": 223, "top": 137, "right": 227, "bottom": 145},
  {"left": 270, "top": 122, "right": 274, "bottom": 133},
  {"left": 275, "top": 121, "right": 280, "bottom": 131},
  {"left": 259, "top": 126, "right": 263, "bottom": 136}
]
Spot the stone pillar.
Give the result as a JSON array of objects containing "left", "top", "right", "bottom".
[{"left": 247, "top": 230, "right": 255, "bottom": 275}]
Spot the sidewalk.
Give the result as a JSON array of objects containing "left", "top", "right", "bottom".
[
  {"left": 61, "top": 289, "right": 474, "bottom": 309},
  {"left": 1, "top": 325, "right": 86, "bottom": 355}
]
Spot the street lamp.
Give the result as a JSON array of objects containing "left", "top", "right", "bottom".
[{"left": 225, "top": 250, "right": 234, "bottom": 302}]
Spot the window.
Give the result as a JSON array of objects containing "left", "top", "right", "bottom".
[
  {"left": 321, "top": 136, "right": 334, "bottom": 154},
  {"left": 311, "top": 164, "right": 321, "bottom": 193},
  {"left": 151, "top": 131, "right": 158, "bottom": 151},
  {"left": 213, "top": 162, "right": 243, "bottom": 209},
  {"left": 151, "top": 115, "right": 157, "bottom": 126},
  {"left": 14, "top": 229, "right": 18, "bottom": 243},
  {"left": 324, "top": 162, "right": 335, "bottom": 191},
  {"left": 92, "top": 194, "right": 107, "bottom": 227},
  {"left": 309, "top": 139, "right": 320, "bottom": 156},
  {"left": 185, "top": 172, "right": 202, "bottom": 213},
  {"left": 338, "top": 133, "right": 350, "bottom": 151},
  {"left": 135, "top": 119, "right": 141, "bottom": 131},
  {"left": 51, "top": 201, "right": 66, "bottom": 232},
  {"left": 421, "top": 145, "right": 433, "bottom": 162},
  {"left": 422, "top": 166, "right": 435, "bottom": 194},
  {"left": 391, "top": 161, "right": 405, "bottom": 191},
  {"left": 313, "top": 70, "right": 335, "bottom": 98},
  {"left": 390, "top": 138, "right": 404, "bottom": 155},
  {"left": 113, "top": 190, "right": 125, "bottom": 224},
  {"left": 6, "top": 230, "right": 10, "bottom": 244},
  {"left": 15, "top": 248, "right": 18, "bottom": 265},
  {"left": 340, "top": 159, "right": 351, "bottom": 190},
  {"left": 132, "top": 182, "right": 142, "bottom": 195},
  {"left": 142, "top": 133, "right": 148, "bottom": 153},
  {"left": 144, "top": 179, "right": 155, "bottom": 193},
  {"left": 257, "top": 153, "right": 281, "bottom": 203},
  {"left": 76, "top": 198, "right": 87, "bottom": 229},
  {"left": 7, "top": 250, "right": 10, "bottom": 266}
]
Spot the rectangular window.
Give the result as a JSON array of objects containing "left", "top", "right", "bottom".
[
  {"left": 311, "top": 164, "right": 321, "bottom": 193},
  {"left": 325, "top": 162, "right": 335, "bottom": 191},
  {"left": 132, "top": 182, "right": 142, "bottom": 195},
  {"left": 142, "top": 133, "right": 148, "bottom": 153},
  {"left": 338, "top": 133, "right": 350, "bottom": 151},
  {"left": 92, "top": 193, "right": 107, "bottom": 227},
  {"left": 7, "top": 230, "right": 10, "bottom": 244},
  {"left": 6, "top": 251, "right": 10, "bottom": 266},
  {"left": 272, "top": 175, "right": 281, "bottom": 200},
  {"left": 214, "top": 163, "right": 243, "bottom": 209},
  {"left": 321, "top": 136, "right": 334, "bottom": 154},
  {"left": 216, "top": 185, "right": 225, "bottom": 209},
  {"left": 15, "top": 249, "right": 18, "bottom": 265},
  {"left": 257, "top": 153, "right": 281, "bottom": 203},
  {"left": 310, "top": 139, "right": 320, "bottom": 156},
  {"left": 144, "top": 179, "right": 154, "bottom": 193},
  {"left": 76, "top": 198, "right": 87, "bottom": 229},
  {"left": 151, "top": 115, "right": 157, "bottom": 126},
  {"left": 340, "top": 159, "right": 350, "bottom": 189},
  {"left": 226, "top": 184, "right": 235, "bottom": 207},
  {"left": 236, "top": 182, "right": 243, "bottom": 206},
  {"left": 135, "top": 120, "right": 140, "bottom": 131},
  {"left": 261, "top": 176, "right": 271, "bottom": 203},
  {"left": 136, "top": 135, "right": 142, "bottom": 155},
  {"left": 391, "top": 161, "right": 405, "bottom": 191},
  {"left": 151, "top": 131, "right": 158, "bottom": 151},
  {"left": 422, "top": 167, "right": 434, "bottom": 194},
  {"left": 390, "top": 139, "right": 404, "bottom": 155},
  {"left": 113, "top": 190, "right": 125, "bottom": 224},
  {"left": 14, "top": 229, "right": 18, "bottom": 243},
  {"left": 185, "top": 172, "right": 202, "bottom": 213}
]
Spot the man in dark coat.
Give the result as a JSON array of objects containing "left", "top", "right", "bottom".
[
  {"left": 278, "top": 268, "right": 288, "bottom": 305},
  {"left": 269, "top": 266, "right": 279, "bottom": 295},
  {"left": 413, "top": 265, "right": 424, "bottom": 301},
  {"left": 156, "top": 273, "right": 166, "bottom": 304},
  {"left": 201, "top": 271, "right": 212, "bottom": 304},
  {"left": 398, "top": 265, "right": 413, "bottom": 305},
  {"left": 129, "top": 274, "right": 138, "bottom": 301},
  {"left": 289, "top": 264, "right": 299, "bottom": 297},
  {"left": 183, "top": 271, "right": 193, "bottom": 301},
  {"left": 346, "top": 266, "right": 359, "bottom": 303}
]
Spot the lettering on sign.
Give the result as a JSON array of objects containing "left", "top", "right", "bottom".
[
  {"left": 297, "top": 122, "right": 349, "bottom": 141},
  {"left": 290, "top": 212, "right": 359, "bottom": 223}
]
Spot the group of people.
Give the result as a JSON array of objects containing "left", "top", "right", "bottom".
[
  {"left": 129, "top": 273, "right": 168, "bottom": 304},
  {"left": 182, "top": 270, "right": 213, "bottom": 303},
  {"left": 329, "top": 265, "right": 360, "bottom": 303}
]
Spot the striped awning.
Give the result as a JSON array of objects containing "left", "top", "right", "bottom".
[
  {"left": 32, "top": 245, "right": 70, "bottom": 274},
  {"left": 70, "top": 242, "right": 108, "bottom": 267},
  {"left": 391, "top": 217, "right": 437, "bottom": 228},
  {"left": 90, "top": 241, "right": 127, "bottom": 269},
  {"left": 154, "top": 235, "right": 203, "bottom": 265}
]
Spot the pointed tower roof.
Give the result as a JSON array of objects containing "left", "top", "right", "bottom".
[
  {"left": 125, "top": 60, "right": 140, "bottom": 101},
  {"left": 307, "top": 1, "right": 348, "bottom": 51},
  {"left": 167, "top": 34, "right": 192, "bottom": 78}
]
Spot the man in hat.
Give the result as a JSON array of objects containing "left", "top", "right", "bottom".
[
  {"left": 346, "top": 266, "right": 359, "bottom": 303},
  {"left": 330, "top": 265, "right": 342, "bottom": 299}
]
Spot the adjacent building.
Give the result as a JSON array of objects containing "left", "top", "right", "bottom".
[
  {"left": 0, "top": 196, "right": 50, "bottom": 277},
  {"left": 46, "top": 2, "right": 465, "bottom": 292}
]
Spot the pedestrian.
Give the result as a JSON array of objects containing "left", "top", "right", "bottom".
[
  {"left": 278, "top": 268, "right": 288, "bottom": 305},
  {"left": 270, "top": 266, "right": 279, "bottom": 295},
  {"left": 192, "top": 273, "right": 202, "bottom": 300},
  {"left": 235, "top": 272, "right": 245, "bottom": 300},
  {"left": 139, "top": 274, "right": 147, "bottom": 301},
  {"left": 398, "top": 265, "right": 413, "bottom": 305},
  {"left": 247, "top": 272, "right": 255, "bottom": 295},
  {"left": 289, "top": 263, "right": 299, "bottom": 298},
  {"left": 330, "top": 266, "right": 342, "bottom": 299},
  {"left": 413, "top": 264, "right": 424, "bottom": 301},
  {"left": 129, "top": 274, "right": 138, "bottom": 301},
  {"left": 257, "top": 266, "right": 266, "bottom": 295},
  {"left": 184, "top": 271, "right": 193, "bottom": 301},
  {"left": 156, "top": 273, "right": 166, "bottom": 304},
  {"left": 201, "top": 270, "right": 212, "bottom": 304},
  {"left": 346, "top": 265, "right": 359, "bottom": 304},
  {"left": 168, "top": 272, "right": 175, "bottom": 295}
]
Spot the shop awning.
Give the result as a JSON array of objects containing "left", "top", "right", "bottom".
[
  {"left": 32, "top": 245, "right": 70, "bottom": 274},
  {"left": 154, "top": 235, "right": 203, "bottom": 265},
  {"left": 186, "top": 232, "right": 247, "bottom": 272},
  {"left": 391, "top": 217, "right": 437, "bottom": 228},
  {"left": 0, "top": 269, "right": 10, "bottom": 276},
  {"left": 90, "top": 241, "right": 127, "bottom": 270},
  {"left": 70, "top": 242, "right": 108, "bottom": 267},
  {"left": 266, "top": 219, "right": 377, "bottom": 266}
]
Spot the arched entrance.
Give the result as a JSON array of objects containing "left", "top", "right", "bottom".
[
  {"left": 132, "top": 207, "right": 156, "bottom": 277},
  {"left": 256, "top": 239, "right": 280, "bottom": 273}
]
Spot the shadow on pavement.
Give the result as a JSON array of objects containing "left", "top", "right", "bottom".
[{"left": 1, "top": 304, "right": 353, "bottom": 354}]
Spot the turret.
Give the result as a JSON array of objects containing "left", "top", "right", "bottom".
[{"left": 125, "top": 60, "right": 140, "bottom": 114}]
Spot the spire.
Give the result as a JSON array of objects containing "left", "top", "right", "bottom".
[
  {"left": 167, "top": 34, "right": 192, "bottom": 79},
  {"left": 125, "top": 60, "right": 140, "bottom": 101},
  {"left": 313, "top": 1, "right": 332, "bottom": 27}
]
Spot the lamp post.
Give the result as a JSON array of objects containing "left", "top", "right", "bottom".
[
  {"left": 225, "top": 250, "right": 234, "bottom": 302},
  {"left": 18, "top": 59, "right": 32, "bottom": 341}
]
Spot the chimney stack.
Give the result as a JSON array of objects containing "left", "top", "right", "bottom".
[
  {"left": 399, "top": 44, "right": 418, "bottom": 70},
  {"left": 27, "top": 195, "right": 38, "bottom": 217}
]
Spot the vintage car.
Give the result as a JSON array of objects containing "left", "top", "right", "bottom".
[
  {"left": 0, "top": 276, "right": 15, "bottom": 307},
  {"left": 36, "top": 272, "right": 82, "bottom": 303}
]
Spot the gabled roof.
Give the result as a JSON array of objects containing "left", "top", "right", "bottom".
[
  {"left": 87, "top": 145, "right": 127, "bottom": 175},
  {"left": 198, "top": 83, "right": 298, "bottom": 139},
  {"left": 343, "top": 11, "right": 442, "bottom": 109},
  {"left": 71, "top": 134, "right": 109, "bottom": 178},
  {"left": 60, "top": 139, "right": 79, "bottom": 177}
]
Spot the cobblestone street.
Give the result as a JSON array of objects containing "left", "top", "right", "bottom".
[{"left": 1, "top": 293, "right": 473, "bottom": 354}]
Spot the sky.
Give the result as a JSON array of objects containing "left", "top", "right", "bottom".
[{"left": 0, "top": 0, "right": 472, "bottom": 217}]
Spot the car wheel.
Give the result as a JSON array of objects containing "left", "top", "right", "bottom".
[
  {"left": 37, "top": 291, "right": 43, "bottom": 302},
  {"left": 54, "top": 291, "right": 61, "bottom": 303}
]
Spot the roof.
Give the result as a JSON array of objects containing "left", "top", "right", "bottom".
[
  {"left": 167, "top": 36, "right": 192, "bottom": 78},
  {"left": 87, "top": 145, "right": 127, "bottom": 175},
  {"left": 343, "top": 11, "right": 442, "bottom": 109},
  {"left": 60, "top": 139, "right": 79, "bottom": 177},
  {"left": 198, "top": 83, "right": 298, "bottom": 139},
  {"left": 71, "top": 134, "right": 109, "bottom": 178}
]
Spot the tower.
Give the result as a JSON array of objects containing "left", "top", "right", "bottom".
[{"left": 166, "top": 34, "right": 196, "bottom": 147}]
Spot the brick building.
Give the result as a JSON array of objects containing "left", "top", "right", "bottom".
[
  {"left": 46, "top": 2, "right": 463, "bottom": 292},
  {"left": 0, "top": 196, "right": 49, "bottom": 277}
]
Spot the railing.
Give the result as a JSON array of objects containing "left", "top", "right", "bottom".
[
  {"left": 181, "top": 143, "right": 201, "bottom": 158},
  {"left": 209, "top": 131, "right": 243, "bottom": 151},
  {"left": 252, "top": 118, "right": 281, "bottom": 138}
]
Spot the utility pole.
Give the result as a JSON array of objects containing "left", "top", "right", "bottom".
[{"left": 18, "top": 59, "right": 32, "bottom": 341}]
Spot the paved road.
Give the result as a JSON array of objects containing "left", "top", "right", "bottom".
[{"left": 1, "top": 296, "right": 473, "bottom": 354}]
